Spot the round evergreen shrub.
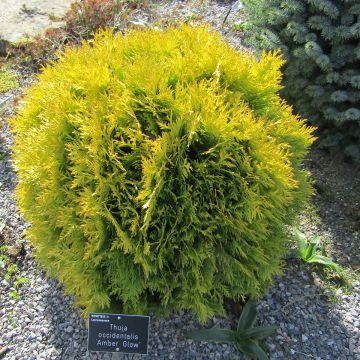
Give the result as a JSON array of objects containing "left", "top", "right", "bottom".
[
  {"left": 243, "top": 0, "right": 360, "bottom": 162},
  {"left": 12, "top": 26, "right": 314, "bottom": 322}
]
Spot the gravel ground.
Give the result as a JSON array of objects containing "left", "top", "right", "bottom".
[
  {"left": 1, "top": 0, "right": 360, "bottom": 359},
  {"left": 125, "top": 0, "right": 246, "bottom": 50}
]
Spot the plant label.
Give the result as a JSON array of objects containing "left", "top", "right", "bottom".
[{"left": 88, "top": 313, "right": 150, "bottom": 354}]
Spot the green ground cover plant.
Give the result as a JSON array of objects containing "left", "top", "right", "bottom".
[
  {"left": 12, "top": 26, "right": 314, "bottom": 321},
  {"left": 0, "top": 244, "right": 29, "bottom": 301},
  {"left": 64, "top": 0, "right": 140, "bottom": 39},
  {"left": 243, "top": 0, "right": 360, "bottom": 162},
  {"left": 187, "top": 300, "right": 276, "bottom": 359},
  {"left": 0, "top": 68, "right": 19, "bottom": 93},
  {"left": 291, "top": 228, "right": 347, "bottom": 284}
]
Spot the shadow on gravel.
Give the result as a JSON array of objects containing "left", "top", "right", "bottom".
[
  {"left": 10, "top": 149, "right": 360, "bottom": 360},
  {"left": 258, "top": 261, "right": 357, "bottom": 359},
  {"left": 40, "top": 263, "right": 358, "bottom": 360},
  {"left": 41, "top": 278, "right": 238, "bottom": 360},
  {"left": 304, "top": 148, "right": 360, "bottom": 269},
  {"left": 40, "top": 279, "right": 93, "bottom": 360}
]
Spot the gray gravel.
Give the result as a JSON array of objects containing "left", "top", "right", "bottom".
[
  {"left": 1, "top": 0, "right": 360, "bottom": 359},
  {"left": 125, "top": 0, "right": 247, "bottom": 51}
]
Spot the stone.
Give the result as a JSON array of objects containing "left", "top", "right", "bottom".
[
  {"left": 6, "top": 242, "right": 25, "bottom": 258},
  {"left": 65, "top": 326, "right": 73, "bottom": 333},
  {"left": 0, "top": 0, "right": 72, "bottom": 42}
]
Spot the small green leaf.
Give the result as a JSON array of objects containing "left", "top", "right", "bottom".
[
  {"left": 293, "top": 227, "right": 307, "bottom": 257},
  {"left": 240, "top": 325, "right": 277, "bottom": 340},
  {"left": 186, "top": 328, "right": 237, "bottom": 343},
  {"left": 237, "top": 299, "right": 257, "bottom": 332},
  {"left": 308, "top": 254, "right": 345, "bottom": 277},
  {"left": 304, "top": 235, "right": 321, "bottom": 260},
  {"left": 307, "top": 254, "right": 334, "bottom": 266},
  {"left": 237, "top": 339, "right": 269, "bottom": 360}
]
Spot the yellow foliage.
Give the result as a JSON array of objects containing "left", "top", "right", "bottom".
[{"left": 12, "top": 26, "right": 315, "bottom": 321}]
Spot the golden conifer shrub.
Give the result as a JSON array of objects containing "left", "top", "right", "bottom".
[{"left": 12, "top": 26, "right": 315, "bottom": 322}]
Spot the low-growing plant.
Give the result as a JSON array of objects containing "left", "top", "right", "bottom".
[
  {"left": 7, "top": 29, "right": 71, "bottom": 69},
  {"left": 14, "top": 276, "right": 30, "bottom": 289},
  {"left": 9, "top": 290, "right": 19, "bottom": 300},
  {"left": 0, "top": 245, "right": 9, "bottom": 262},
  {"left": 64, "top": 0, "right": 140, "bottom": 39},
  {"left": 231, "top": 22, "right": 247, "bottom": 32},
  {"left": 0, "top": 68, "right": 19, "bottom": 93},
  {"left": 187, "top": 300, "right": 276, "bottom": 360},
  {"left": 12, "top": 26, "right": 315, "bottom": 321},
  {"left": 292, "top": 228, "right": 346, "bottom": 283},
  {"left": 8, "top": 277, "right": 29, "bottom": 300},
  {"left": 0, "top": 255, "right": 8, "bottom": 269},
  {"left": 5, "top": 263, "right": 18, "bottom": 282},
  {"left": 0, "top": 245, "right": 29, "bottom": 301},
  {"left": 7, "top": 310, "right": 15, "bottom": 326}
]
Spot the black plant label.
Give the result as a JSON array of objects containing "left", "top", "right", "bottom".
[{"left": 88, "top": 313, "right": 150, "bottom": 354}]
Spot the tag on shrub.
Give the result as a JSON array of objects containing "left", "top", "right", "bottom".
[{"left": 88, "top": 313, "right": 150, "bottom": 354}]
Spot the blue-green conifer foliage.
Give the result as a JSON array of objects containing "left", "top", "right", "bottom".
[{"left": 244, "top": 0, "right": 360, "bottom": 161}]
